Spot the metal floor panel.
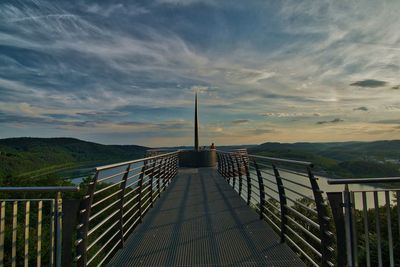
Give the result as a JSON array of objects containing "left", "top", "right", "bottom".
[{"left": 108, "top": 167, "right": 306, "bottom": 267}]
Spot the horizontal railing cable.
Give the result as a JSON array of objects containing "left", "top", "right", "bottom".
[
  {"left": 216, "top": 150, "right": 333, "bottom": 267},
  {"left": 76, "top": 152, "right": 179, "bottom": 267}
]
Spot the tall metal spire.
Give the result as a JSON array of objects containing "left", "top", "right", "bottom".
[{"left": 194, "top": 92, "right": 199, "bottom": 151}]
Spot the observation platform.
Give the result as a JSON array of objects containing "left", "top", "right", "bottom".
[{"left": 108, "top": 167, "right": 305, "bottom": 267}]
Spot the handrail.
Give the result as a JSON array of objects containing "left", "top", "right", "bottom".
[
  {"left": 0, "top": 187, "right": 80, "bottom": 267},
  {"left": 328, "top": 177, "right": 400, "bottom": 184},
  {"left": 216, "top": 150, "right": 333, "bottom": 267},
  {"left": 95, "top": 151, "right": 179, "bottom": 171},
  {"left": 217, "top": 150, "right": 313, "bottom": 166},
  {"left": 76, "top": 151, "right": 179, "bottom": 267},
  {"left": 327, "top": 181, "right": 400, "bottom": 267},
  {"left": 0, "top": 186, "right": 80, "bottom": 192}
]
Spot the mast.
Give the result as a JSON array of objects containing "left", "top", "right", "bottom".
[{"left": 194, "top": 92, "right": 199, "bottom": 151}]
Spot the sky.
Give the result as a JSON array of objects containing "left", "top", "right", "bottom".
[{"left": 0, "top": 0, "right": 399, "bottom": 147}]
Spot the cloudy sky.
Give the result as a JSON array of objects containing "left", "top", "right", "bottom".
[{"left": 0, "top": 0, "right": 399, "bottom": 146}]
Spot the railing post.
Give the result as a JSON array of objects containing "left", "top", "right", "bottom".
[
  {"left": 253, "top": 160, "right": 265, "bottom": 219},
  {"left": 307, "top": 166, "right": 333, "bottom": 267},
  {"left": 138, "top": 162, "right": 147, "bottom": 223},
  {"left": 173, "top": 153, "right": 178, "bottom": 176},
  {"left": 118, "top": 164, "right": 131, "bottom": 248},
  {"left": 157, "top": 158, "right": 162, "bottom": 197},
  {"left": 217, "top": 152, "right": 221, "bottom": 174},
  {"left": 235, "top": 155, "right": 243, "bottom": 197},
  {"left": 149, "top": 160, "right": 156, "bottom": 207},
  {"left": 243, "top": 155, "right": 251, "bottom": 205},
  {"left": 222, "top": 154, "right": 228, "bottom": 179},
  {"left": 61, "top": 199, "right": 80, "bottom": 267},
  {"left": 224, "top": 154, "right": 229, "bottom": 179},
  {"left": 327, "top": 192, "right": 347, "bottom": 267},
  {"left": 272, "top": 165, "right": 287, "bottom": 243},
  {"left": 76, "top": 172, "right": 98, "bottom": 267},
  {"left": 168, "top": 155, "right": 173, "bottom": 181},
  {"left": 343, "top": 185, "right": 355, "bottom": 267},
  {"left": 231, "top": 155, "right": 237, "bottom": 190},
  {"left": 162, "top": 156, "right": 168, "bottom": 191},
  {"left": 53, "top": 192, "right": 63, "bottom": 267}
]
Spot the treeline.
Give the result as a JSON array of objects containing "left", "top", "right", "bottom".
[
  {"left": 0, "top": 137, "right": 148, "bottom": 186},
  {"left": 249, "top": 140, "right": 400, "bottom": 178}
]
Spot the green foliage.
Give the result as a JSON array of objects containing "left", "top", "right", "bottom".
[
  {"left": 249, "top": 141, "right": 400, "bottom": 178},
  {"left": 0, "top": 137, "right": 148, "bottom": 186}
]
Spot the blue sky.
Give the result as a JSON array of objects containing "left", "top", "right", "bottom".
[{"left": 0, "top": 0, "right": 399, "bottom": 146}]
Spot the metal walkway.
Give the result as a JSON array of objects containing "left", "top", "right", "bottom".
[{"left": 108, "top": 167, "right": 305, "bottom": 267}]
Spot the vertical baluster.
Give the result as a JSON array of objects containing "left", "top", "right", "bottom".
[
  {"left": 326, "top": 192, "right": 346, "bottom": 267},
  {"left": 157, "top": 159, "right": 161, "bottom": 197},
  {"left": 149, "top": 160, "right": 156, "bottom": 207},
  {"left": 272, "top": 165, "right": 287, "bottom": 243},
  {"left": 373, "top": 191, "right": 382, "bottom": 267},
  {"left": 397, "top": 191, "right": 400, "bottom": 240},
  {"left": 161, "top": 157, "right": 167, "bottom": 191},
  {"left": 231, "top": 155, "right": 236, "bottom": 190},
  {"left": 225, "top": 154, "right": 230, "bottom": 182},
  {"left": 253, "top": 160, "right": 265, "bottom": 220},
  {"left": 138, "top": 162, "right": 147, "bottom": 222},
  {"left": 24, "top": 201, "right": 30, "bottom": 267},
  {"left": 224, "top": 154, "right": 228, "bottom": 179},
  {"left": 118, "top": 164, "right": 131, "bottom": 248},
  {"left": 0, "top": 201, "right": 5, "bottom": 266},
  {"left": 55, "top": 193, "right": 62, "bottom": 267},
  {"left": 223, "top": 154, "right": 227, "bottom": 178},
  {"left": 173, "top": 154, "right": 178, "bottom": 177},
  {"left": 50, "top": 199, "right": 55, "bottom": 266},
  {"left": 76, "top": 171, "right": 98, "bottom": 267},
  {"left": 217, "top": 152, "right": 221, "bottom": 174},
  {"left": 236, "top": 155, "right": 243, "bottom": 197},
  {"left": 163, "top": 157, "right": 169, "bottom": 185},
  {"left": 37, "top": 201, "right": 42, "bottom": 267},
  {"left": 243, "top": 156, "right": 251, "bottom": 205},
  {"left": 385, "top": 191, "right": 394, "bottom": 267},
  {"left": 228, "top": 155, "right": 234, "bottom": 186},
  {"left": 362, "top": 192, "right": 370, "bottom": 267},
  {"left": 12, "top": 201, "right": 18, "bottom": 267},
  {"left": 167, "top": 156, "right": 173, "bottom": 184},
  {"left": 350, "top": 192, "right": 358, "bottom": 267},
  {"left": 307, "top": 166, "right": 332, "bottom": 267},
  {"left": 343, "top": 185, "right": 354, "bottom": 267}
]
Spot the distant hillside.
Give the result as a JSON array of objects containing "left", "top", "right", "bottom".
[
  {"left": 0, "top": 137, "right": 148, "bottom": 185},
  {"left": 249, "top": 140, "right": 400, "bottom": 178}
]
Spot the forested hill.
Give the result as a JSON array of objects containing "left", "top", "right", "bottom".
[
  {"left": 249, "top": 140, "right": 400, "bottom": 178},
  {"left": 0, "top": 137, "right": 148, "bottom": 185}
]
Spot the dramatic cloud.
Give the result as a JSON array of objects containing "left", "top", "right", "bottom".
[
  {"left": 353, "top": 107, "right": 368, "bottom": 111},
  {"left": 0, "top": 0, "right": 399, "bottom": 146},
  {"left": 316, "top": 118, "right": 344, "bottom": 125},
  {"left": 231, "top": 119, "right": 249, "bottom": 125},
  {"left": 350, "top": 79, "right": 387, "bottom": 88}
]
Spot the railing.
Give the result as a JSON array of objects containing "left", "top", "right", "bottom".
[
  {"left": 217, "top": 150, "right": 334, "bottom": 267},
  {"left": 0, "top": 186, "right": 80, "bottom": 267},
  {"left": 75, "top": 151, "right": 179, "bottom": 267},
  {"left": 145, "top": 149, "right": 177, "bottom": 157},
  {"left": 327, "top": 178, "right": 400, "bottom": 267}
]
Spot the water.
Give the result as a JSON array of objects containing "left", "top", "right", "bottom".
[{"left": 264, "top": 171, "right": 398, "bottom": 209}]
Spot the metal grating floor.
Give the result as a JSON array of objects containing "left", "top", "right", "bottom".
[{"left": 108, "top": 167, "right": 306, "bottom": 267}]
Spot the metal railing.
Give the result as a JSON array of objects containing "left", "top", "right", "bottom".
[
  {"left": 327, "top": 177, "right": 400, "bottom": 267},
  {"left": 217, "top": 150, "right": 334, "bottom": 267},
  {"left": 0, "top": 186, "right": 80, "bottom": 267},
  {"left": 75, "top": 151, "right": 179, "bottom": 267}
]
